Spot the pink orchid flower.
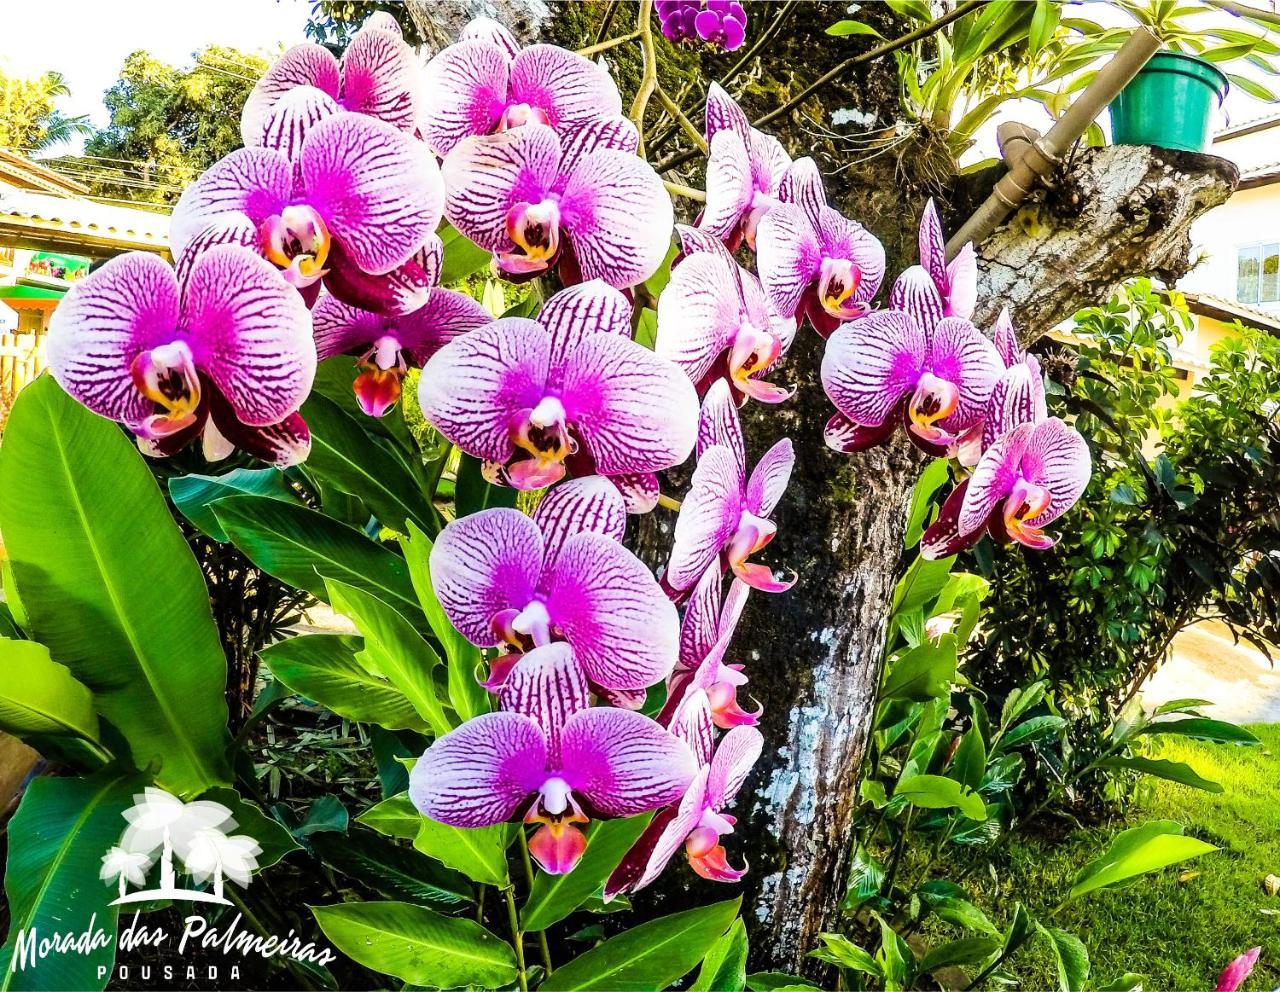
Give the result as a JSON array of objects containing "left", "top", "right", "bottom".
[
  {"left": 419, "top": 281, "right": 697, "bottom": 511},
  {"left": 1216, "top": 948, "right": 1261, "bottom": 992},
  {"left": 441, "top": 118, "right": 672, "bottom": 287},
  {"left": 429, "top": 476, "right": 679, "bottom": 699},
  {"left": 699, "top": 83, "right": 792, "bottom": 251},
  {"left": 921, "top": 417, "right": 1091, "bottom": 559},
  {"left": 656, "top": 225, "right": 797, "bottom": 404},
  {"left": 240, "top": 13, "right": 418, "bottom": 159},
  {"left": 605, "top": 688, "right": 763, "bottom": 896},
  {"left": 889, "top": 199, "right": 978, "bottom": 331},
  {"left": 420, "top": 16, "right": 623, "bottom": 157},
  {"left": 170, "top": 112, "right": 444, "bottom": 316},
  {"left": 660, "top": 563, "right": 760, "bottom": 729},
  {"left": 314, "top": 288, "right": 490, "bottom": 417},
  {"left": 47, "top": 247, "right": 314, "bottom": 467},
  {"left": 756, "top": 158, "right": 886, "bottom": 337},
  {"left": 666, "top": 380, "right": 795, "bottom": 593},
  {"left": 410, "top": 642, "right": 696, "bottom": 875},
  {"left": 821, "top": 310, "right": 1003, "bottom": 455}
]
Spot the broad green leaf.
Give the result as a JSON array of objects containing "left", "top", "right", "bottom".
[
  {"left": 1096, "top": 756, "right": 1222, "bottom": 793},
  {"left": 692, "top": 918, "right": 748, "bottom": 992},
  {"left": 951, "top": 727, "right": 987, "bottom": 791},
  {"left": 0, "top": 377, "right": 230, "bottom": 795},
  {"left": 310, "top": 828, "right": 472, "bottom": 909},
  {"left": 327, "top": 581, "right": 452, "bottom": 735},
  {"left": 261, "top": 634, "right": 429, "bottom": 731},
  {"left": 440, "top": 223, "right": 494, "bottom": 284},
  {"left": 893, "top": 556, "right": 955, "bottom": 614},
  {"left": 312, "top": 356, "right": 418, "bottom": 454},
  {"left": 0, "top": 768, "right": 147, "bottom": 991},
  {"left": 1002, "top": 902, "right": 1033, "bottom": 955},
  {"left": 414, "top": 818, "right": 511, "bottom": 887},
  {"left": 522, "top": 815, "right": 652, "bottom": 931},
  {"left": 905, "top": 458, "right": 951, "bottom": 547},
  {"left": 918, "top": 936, "right": 1000, "bottom": 973},
  {"left": 998, "top": 714, "right": 1066, "bottom": 751},
  {"left": 918, "top": 881, "right": 998, "bottom": 936},
  {"left": 827, "top": 19, "right": 885, "bottom": 37},
  {"left": 895, "top": 774, "right": 988, "bottom": 821},
  {"left": 312, "top": 900, "right": 516, "bottom": 988},
  {"left": 1096, "top": 973, "right": 1146, "bottom": 991},
  {"left": 873, "top": 913, "right": 913, "bottom": 991},
  {"left": 213, "top": 494, "right": 422, "bottom": 622},
  {"left": 402, "top": 522, "right": 490, "bottom": 723},
  {"left": 456, "top": 453, "right": 519, "bottom": 515},
  {"left": 999, "top": 681, "right": 1047, "bottom": 729},
  {"left": 0, "top": 638, "right": 99, "bottom": 743},
  {"left": 358, "top": 792, "right": 421, "bottom": 841},
  {"left": 198, "top": 788, "right": 300, "bottom": 870},
  {"left": 810, "top": 932, "right": 881, "bottom": 978},
  {"left": 881, "top": 635, "right": 957, "bottom": 701},
  {"left": 169, "top": 467, "right": 299, "bottom": 542},
  {"left": 1137, "top": 718, "right": 1259, "bottom": 744},
  {"left": 300, "top": 393, "right": 437, "bottom": 535},
  {"left": 1036, "top": 924, "right": 1089, "bottom": 992},
  {"left": 541, "top": 898, "right": 741, "bottom": 991},
  {"left": 746, "top": 974, "right": 821, "bottom": 991},
  {"left": 1069, "top": 820, "right": 1217, "bottom": 900},
  {"left": 843, "top": 844, "right": 885, "bottom": 912}
]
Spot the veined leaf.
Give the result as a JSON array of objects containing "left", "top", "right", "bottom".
[
  {"left": 358, "top": 793, "right": 422, "bottom": 841},
  {"left": 0, "top": 768, "right": 147, "bottom": 991},
  {"left": 747, "top": 973, "right": 821, "bottom": 991},
  {"left": 522, "top": 815, "right": 652, "bottom": 931},
  {"left": 414, "top": 818, "right": 511, "bottom": 887},
  {"left": 918, "top": 936, "right": 1000, "bottom": 974},
  {"left": 881, "top": 635, "right": 957, "bottom": 701},
  {"left": 169, "top": 467, "right": 300, "bottom": 542},
  {"left": 1138, "top": 718, "right": 1259, "bottom": 745},
  {"left": 312, "top": 900, "right": 516, "bottom": 988},
  {"left": 0, "top": 638, "right": 99, "bottom": 744},
  {"left": 440, "top": 223, "right": 493, "bottom": 284},
  {"left": 0, "top": 377, "right": 230, "bottom": 796},
  {"left": 827, "top": 19, "right": 885, "bottom": 38},
  {"left": 692, "top": 917, "right": 748, "bottom": 992},
  {"left": 541, "top": 899, "right": 741, "bottom": 991},
  {"left": 1069, "top": 820, "right": 1217, "bottom": 900},
  {"left": 1096, "top": 756, "right": 1222, "bottom": 793},
  {"left": 895, "top": 774, "right": 988, "bottom": 821},
  {"left": 1036, "top": 924, "right": 1089, "bottom": 992},
  {"left": 810, "top": 932, "right": 881, "bottom": 977},
  {"left": 198, "top": 787, "right": 300, "bottom": 871},
  {"left": 310, "top": 829, "right": 472, "bottom": 909},
  {"left": 260, "top": 634, "right": 429, "bottom": 732}
]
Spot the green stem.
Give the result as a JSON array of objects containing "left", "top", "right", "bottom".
[
  {"left": 629, "top": 0, "right": 658, "bottom": 156},
  {"left": 519, "top": 831, "right": 554, "bottom": 976},
  {"left": 505, "top": 886, "right": 528, "bottom": 992}
]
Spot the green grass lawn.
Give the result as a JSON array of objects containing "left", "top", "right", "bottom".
[{"left": 959, "top": 725, "right": 1280, "bottom": 989}]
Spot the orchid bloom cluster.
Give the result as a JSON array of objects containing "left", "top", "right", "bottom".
[
  {"left": 657, "top": 1, "right": 748, "bottom": 51},
  {"left": 42, "top": 8, "right": 1092, "bottom": 897}
]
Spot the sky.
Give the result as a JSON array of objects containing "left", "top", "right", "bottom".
[{"left": 0, "top": 0, "right": 313, "bottom": 152}]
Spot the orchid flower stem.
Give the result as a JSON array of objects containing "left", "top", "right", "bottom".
[
  {"left": 517, "top": 830, "right": 554, "bottom": 975},
  {"left": 657, "top": 492, "right": 683, "bottom": 511},
  {"left": 646, "top": 78, "right": 697, "bottom": 152},
  {"left": 663, "top": 179, "right": 706, "bottom": 202},
  {"left": 630, "top": 0, "right": 658, "bottom": 155},
  {"left": 504, "top": 885, "right": 529, "bottom": 992},
  {"left": 655, "top": 84, "right": 708, "bottom": 155},
  {"left": 577, "top": 30, "right": 641, "bottom": 58},
  {"left": 593, "top": 0, "right": 620, "bottom": 44},
  {"left": 476, "top": 884, "right": 486, "bottom": 923}
]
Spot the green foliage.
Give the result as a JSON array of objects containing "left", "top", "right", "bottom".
[
  {"left": 521, "top": 816, "right": 652, "bottom": 931},
  {"left": 77, "top": 47, "right": 266, "bottom": 204},
  {"left": 0, "top": 638, "right": 99, "bottom": 743},
  {"left": 0, "top": 68, "right": 91, "bottom": 153}
]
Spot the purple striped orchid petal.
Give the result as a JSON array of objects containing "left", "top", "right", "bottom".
[
  {"left": 696, "top": 379, "right": 745, "bottom": 465},
  {"left": 700, "top": 128, "right": 753, "bottom": 241},
  {"left": 824, "top": 410, "right": 899, "bottom": 454},
  {"left": 543, "top": 533, "right": 679, "bottom": 691},
  {"left": 539, "top": 279, "right": 633, "bottom": 370},
  {"left": 607, "top": 472, "right": 661, "bottom": 514},
  {"left": 419, "top": 39, "right": 511, "bottom": 157},
  {"left": 666, "top": 445, "right": 746, "bottom": 592},
  {"left": 174, "top": 215, "right": 259, "bottom": 291},
  {"left": 676, "top": 224, "right": 730, "bottom": 258},
  {"left": 461, "top": 17, "right": 522, "bottom": 58},
  {"left": 301, "top": 113, "right": 444, "bottom": 276},
  {"left": 922, "top": 316, "right": 1003, "bottom": 436},
  {"left": 890, "top": 265, "right": 945, "bottom": 331},
  {"left": 778, "top": 156, "right": 825, "bottom": 223},
  {"left": 745, "top": 437, "right": 794, "bottom": 518},
  {"left": 960, "top": 422, "right": 1034, "bottom": 536},
  {"left": 921, "top": 478, "right": 977, "bottom": 561},
  {"left": 47, "top": 252, "right": 181, "bottom": 427},
  {"left": 430, "top": 507, "right": 544, "bottom": 646},
  {"left": 170, "top": 147, "right": 291, "bottom": 258},
  {"left": 750, "top": 130, "right": 791, "bottom": 199},
  {"left": 499, "top": 642, "right": 589, "bottom": 758},
  {"left": 706, "top": 725, "right": 763, "bottom": 810},
  {"left": 322, "top": 234, "right": 443, "bottom": 316},
  {"left": 241, "top": 44, "right": 341, "bottom": 151},
  {"left": 207, "top": 395, "right": 312, "bottom": 469},
  {"left": 419, "top": 318, "right": 551, "bottom": 465},
  {"left": 559, "top": 148, "right": 674, "bottom": 288},
  {"left": 822, "top": 310, "right": 927, "bottom": 429},
  {"left": 992, "top": 307, "right": 1021, "bottom": 366},
  {"left": 409, "top": 711, "right": 549, "bottom": 827},
  {"left": 340, "top": 23, "right": 419, "bottom": 132},
  {"left": 704, "top": 82, "right": 750, "bottom": 144},
  {"left": 532, "top": 476, "right": 627, "bottom": 566},
  {"left": 560, "top": 333, "right": 699, "bottom": 476},
  {"left": 918, "top": 200, "right": 977, "bottom": 318},
  {"left": 982, "top": 356, "right": 1047, "bottom": 450},
  {"left": 669, "top": 689, "right": 715, "bottom": 768},
  {"left": 756, "top": 203, "right": 821, "bottom": 320},
  {"left": 362, "top": 11, "right": 402, "bottom": 35},
  {"left": 816, "top": 207, "right": 886, "bottom": 314},
  {"left": 656, "top": 248, "right": 742, "bottom": 386},
  {"left": 1022, "top": 417, "right": 1091, "bottom": 527},
  {"left": 560, "top": 707, "right": 697, "bottom": 816},
  {"left": 510, "top": 44, "right": 623, "bottom": 134},
  {"left": 945, "top": 242, "right": 978, "bottom": 320},
  {"left": 254, "top": 86, "right": 341, "bottom": 162},
  {"left": 605, "top": 769, "right": 709, "bottom": 898},
  {"left": 679, "top": 563, "right": 726, "bottom": 669},
  {"left": 559, "top": 115, "right": 640, "bottom": 178},
  {"left": 919, "top": 199, "right": 948, "bottom": 294},
  {"left": 182, "top": 246, "right": 315, "bottom": 427}
]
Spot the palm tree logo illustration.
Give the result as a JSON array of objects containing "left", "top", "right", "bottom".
[{"left": 99, "top": 787, "right": 262, "bottom": 906}]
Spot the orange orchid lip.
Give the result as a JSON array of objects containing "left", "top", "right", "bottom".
[
  {"left": 907, "top": 372, "right": 961, "bottom": 441},
  {"left": 261, "top": 205, "right": 331, "bottom": 288},
  {"left": 131, "top": 341, "right": 201, "bottom": 420}
]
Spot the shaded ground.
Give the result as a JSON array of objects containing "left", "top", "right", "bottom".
[{"left": 1145, "top": 620, "right": 1280, "bottom": 723}]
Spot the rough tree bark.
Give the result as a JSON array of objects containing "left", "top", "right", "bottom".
[{"left": 405, "top": 0, "right": 1237, "bottom": 976}]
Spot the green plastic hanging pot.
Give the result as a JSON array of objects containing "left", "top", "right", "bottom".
[{"left": 1109, "top": 50, "right": 1229, "bottom": 153}]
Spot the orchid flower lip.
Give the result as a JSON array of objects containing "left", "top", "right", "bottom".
[
  {"left": 907, "top": 371, "right": 962, "bottom": 442},
  {"left": 497, "top": 102, "right": 552, "bottom": 131},
  {"left": 131, "top": 340, "right": 201, "bottom": 424},
  {"left": 260, "top": 204, "right": 331, "bottom": 288}
]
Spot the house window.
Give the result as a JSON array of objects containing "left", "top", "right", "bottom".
[{"left": 1238, "top": 243, "right": 1280, "bottom": 304}]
